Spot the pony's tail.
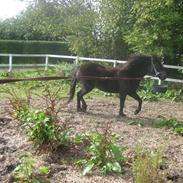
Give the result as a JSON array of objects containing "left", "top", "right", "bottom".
[{"left": 67, "top": 76, "right": 77, "bottom": 104}]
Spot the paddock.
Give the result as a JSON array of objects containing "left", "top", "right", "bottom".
[
  {"left": 0, "top": 95, "right": 183, "bottom": 182},
  {"left": 0, "top": 54, "right": 183, "bottom": 182}
]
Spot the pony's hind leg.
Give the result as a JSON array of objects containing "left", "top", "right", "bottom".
[
  {"left": 128, "top": 92, "right": 142, "bottom": 115},
  {"left": 77, "top": 84, "right": 93, "bottom": 112},
  {"left": 119, "top": 92, "right": 127, "bottom": 116}
]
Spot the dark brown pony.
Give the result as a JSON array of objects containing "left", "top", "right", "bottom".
[{"left": 68, "top": 55, "right": 166, "bottom": 116}]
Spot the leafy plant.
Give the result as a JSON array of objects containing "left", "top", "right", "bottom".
[
  {"left": 16, "top": 109, "right": 72, "bottom": 151},
  {"left": 133, "top": 147, "right": 165, "bottom": 183},
  {"left": 162, "top": 89, "right": 183, "bottom": 102},
  {"left": 139, "top": 80, "right": 183, "bottom": 102},
  {"left": 14, "top": 153, "right": 49, "bottom": 183},
  {"left": 75, "top": 128, "right": 126, "bottom": 175},
  {"left": 55, "top": 62, "right": 75, "bottom": 77},
  {"left": 23, "top": 110, "right": 55, "bottom": 147},
  {"left": 6, "top": 83, "right": 72, "bottom": 151},
  {"left": 139, "top": 80, "right": 159, "bottom": 101},
  {"left": 156, "top": 117, "right": 183, "bottom": 136}
]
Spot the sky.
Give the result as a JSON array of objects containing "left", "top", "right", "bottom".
[{"left": 0, "top": 0, "right": 28, "bottom": 20}]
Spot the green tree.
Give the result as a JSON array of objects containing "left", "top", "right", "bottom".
[
  {"left": 63, "top": 0, "right": 99, "bottom": 56},
  {"left": 98, "top": 0, "right": 135, "bottom": 59},
  {"left": 125, "top": 0, "right": 183, "bottom": 64}
]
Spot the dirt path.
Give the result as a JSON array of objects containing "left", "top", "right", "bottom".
[
  {"left": 0, "top": 100, "right": 30, "bottom": 183},
  {"left": 0, "top": 97, "right": 183, "bottom": 182}
]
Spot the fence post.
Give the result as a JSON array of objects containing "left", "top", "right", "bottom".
[
  {"left": 75, "top": 56, "right": 79, "bottom": 66},
  {"left": 158, "top": 79, "right": 162, "bottom": 85},
  {"left": 8, "top": 54, "right": 13, "bottom": 72},
  {"left": 113, "top": 60, "right": 117, "bottom": 67},
  {"left": 45, "top": 56, "right": 49, "bottom": 70}
]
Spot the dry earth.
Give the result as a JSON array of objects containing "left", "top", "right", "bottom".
[{"left": 0, "top": 96, "right": 183, "bottom": 183}]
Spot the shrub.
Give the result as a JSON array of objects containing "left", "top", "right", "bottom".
[
  {"left": 74, "top": 127, "right": 126, "bottom": 175},
  {"left": 0, "top": 40, "right": 70, "bottom": 64},
  {"left": 6, "top": 83, "right": 72, "bottom": 151},
  {"left": 133, "top": 147, "right": 165, "bottom": 183},
  {"left": 139, "top": 80, "right": 183, "bottom": 102}
]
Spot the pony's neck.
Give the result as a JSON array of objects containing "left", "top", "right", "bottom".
[{"left": 122, "top": 60, "right": 149, "bottom": 77}]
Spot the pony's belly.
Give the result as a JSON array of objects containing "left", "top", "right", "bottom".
[{"left": 95, "top": 81, "right": 119, "bottom": 93}]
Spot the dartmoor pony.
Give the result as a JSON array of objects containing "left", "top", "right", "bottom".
[{"left": 68, "top": 55, "right": 166, "bottom": 116}]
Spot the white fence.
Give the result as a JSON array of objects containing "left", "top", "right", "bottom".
[{"left": 0, "top": 53, "right": 183, "bottom": 84}]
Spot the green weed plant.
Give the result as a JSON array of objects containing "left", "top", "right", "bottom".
[
  {"left": 156, "top": 117, "right": 183, "bottom": 136},
  {"left": 133, "top": 147, "right": 165, "bottom": 183},
  {"left": 74, "top": 128, "right": 126, "bottom": 175},
  {"left": 14, "top": 153, "right": 49, "bottom": 183}
]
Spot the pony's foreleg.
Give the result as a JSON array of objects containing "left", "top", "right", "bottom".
[
  {"left": 119, "top": 93, "right": 127, "bottom": 116},
  {"left": 128, "top": 92, "right": 142, "bottom": 115}
]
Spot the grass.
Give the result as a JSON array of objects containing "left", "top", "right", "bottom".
[
  {"left": 133, "top": 146, "right": 165, "bottom": 183},
  {"left": 155, "top": 117, "right": 183, "bottom": 136},
  {"left": 1, "top": 65, "right": 181, "bottom": 181},
  {"left": 0, "top": 64, "right": 182, "bottom": 102}
]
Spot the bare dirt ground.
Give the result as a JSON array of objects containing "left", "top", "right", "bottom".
[{"left": 0, "top": 96, "right": 183, "bottom": 183}]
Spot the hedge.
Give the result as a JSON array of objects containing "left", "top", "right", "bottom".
[{"left": 0, "top": 40, "right": 71, "bottom": 64}]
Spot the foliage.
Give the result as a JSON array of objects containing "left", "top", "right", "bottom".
[
  {"left": 63, "top": 0, "right": 99, "bottom": 56},
  {"left": 139, "top": 80, "right": 159, "bottom": 101},
  {"left": 54, "top": 62, "right": 75, "bottom": 77},
  {"left": 133, "top": 147, "right": 165, "bottom": 183},
  {"left": 6, "top": 82, "right": 72, "bottom": 150},
  {"left": 139, "top": 80, "right": 183, "bottom": 102},
  {"left": 162, "top": 88, "right": 183, "bottom": 102},
  {"left": 125, "top": 0, "right": 183, "bottom": 64},
  {"left": 155, "top": 117, "right": 183, "bottom": 136},
  {"left": 0, "top": 0, "right": 183, "bottom": 64},
  {"left": 0, "top": 40, "right": 70, "bottom": 64},
  {"left": 14, "top": 153, "right": 49, "bottom": 183},
  {"left": 74, "top": 128, "right": 126, "bottom": 175},
  {"left": 0, "top": 0, "right": 65, "bottom": 41},
  {"left": 97, "top": 0, "right": 135, "bottom": 59},
  {"left": 20, "top": 110, "right": 55, "bottom": 146},
  {"left": 17, "top": 109, "right": 71, "bottom": 149}
]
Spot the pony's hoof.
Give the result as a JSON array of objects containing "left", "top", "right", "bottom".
[
  {"left": 82, "top": 106, "right": 87, "bottom": 112},
  {"left": 77, "top": 108, "right": 83, "bottom": 112},
  {"left": 119, "top": 113, "right": 126, "bottom": 117},
  {"left": 134, "top": 109, "right": 140, "bottom": 115},
  {"left": 77, "top": 108, "right": 86, "bottom": 112}
]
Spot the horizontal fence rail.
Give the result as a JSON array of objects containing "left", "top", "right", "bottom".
[{"left": 0, "top": 53, "right": 183, "bottom": 84}]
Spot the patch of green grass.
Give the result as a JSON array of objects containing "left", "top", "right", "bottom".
[{"left": 155, "top": 117, "right": 183, "bottom": 136}]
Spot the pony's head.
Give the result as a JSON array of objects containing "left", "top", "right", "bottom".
[{"left": 148, "top": 56, "right": 167, "bottom": 80}]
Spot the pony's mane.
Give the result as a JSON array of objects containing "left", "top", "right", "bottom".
[{"left": 117, "top": 55, "right": 151, "bottom": 76}]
